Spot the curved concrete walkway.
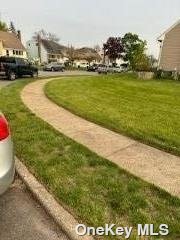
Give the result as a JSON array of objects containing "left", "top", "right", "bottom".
[{"left": 21, "top": 78, "right": 180, "bottom": 198}]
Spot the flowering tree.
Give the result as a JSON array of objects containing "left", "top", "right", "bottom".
[{"left": 103, "top": 37, "right": 124, "bottom": 64}]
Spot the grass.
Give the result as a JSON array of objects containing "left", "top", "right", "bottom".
[
  {"left": 0, "top": 79, "right": 180, "bottom": 239},
  {"left": 45, "top": 74, "right": 180, "bottom": 157}
]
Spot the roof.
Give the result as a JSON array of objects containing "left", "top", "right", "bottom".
[
  {"left": 158, "top": 19, "right": 180, "bottom": 41},
  {"left": 74, "top": 47, "right": 101, "bottom": 61},
  {"left": 40, "top": 40, "right": 101, "bottom": 60},
  {"left": 41, "top": 39, "right": 68, "bottom": 56},
  {"left": 0, "top": 31, "right": 26, "bottom": 50}
]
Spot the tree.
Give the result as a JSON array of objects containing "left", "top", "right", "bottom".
[
  {"left": 103, "top": 37, "right": 124, "bottom": 64},
  {"left": 94, "top": 44, "right": 101, "bottom": 53},
  {"left": 33, "top": 29, "right": 60, "bottom": 42},
  {"left": 132, "top": 53, "right": 150, "bottom": 72},
  {"left": 67, "top": 45, "right": 76, "bottom": 65},
  {"left": 9, "top": 21, "right": 17, "bottom": 34},
  {"left": 47, "top": 32, "right": 60, "bottom": 42},
  {"left": 122, "top": 33, "right": 147, "bottom": 70},
  {"left": 0, "top": 21, "right": 8, "bottom": 31}
]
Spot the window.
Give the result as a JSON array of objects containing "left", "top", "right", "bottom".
[
  {"left": 6, "top": 50, "right": 9, "bottom": 56},
  {"left": 13, "top": 50, "right": 15, "bottom": 55}
]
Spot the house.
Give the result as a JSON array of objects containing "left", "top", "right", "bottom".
[
  {"left": 158, "top": 20, "right": 180, "bottom": 72},
  {"left": 0, "top": 30, "right": 27, "bottom": 58},
  {"left": 73, "top": 47, "right": 102, "bottom": 67},
  {"left": 26, "top": 39, "right": 69, "bottom": 64}
]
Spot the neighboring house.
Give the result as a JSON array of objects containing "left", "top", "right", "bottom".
[
  {"left": 158, "top": 20, "right": 180, "bottom": 72},
  {"left": 0, "top": 30, "right": 27, "bottom": 58},
  {"left": 73, "top": 47, "right": 102, "bottom": 67},
  {"left": 26, "top": 39, "right": 68, "bottom": 64}
]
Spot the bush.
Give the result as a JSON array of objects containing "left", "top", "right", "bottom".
[{"left": 154, "top": 70, "right": 180, "bottom": 80}]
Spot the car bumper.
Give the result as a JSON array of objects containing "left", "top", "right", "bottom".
[
  {"left": 0, "top": 163, "right": 15, "bottom": 195},
  {"left": 0, "top": 137, "right": 15, "bottom": 195}
]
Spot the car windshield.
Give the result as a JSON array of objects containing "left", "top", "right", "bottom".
[{"left": 17, "top": 58, "right": 29, "bottom": 65}]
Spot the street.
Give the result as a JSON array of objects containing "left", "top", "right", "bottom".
[
  {"left": 0, "top": 70, "right": 97, "bottom": 88},
  {"left": 0, "top": 179, "right": 69, "bottom": 240}
]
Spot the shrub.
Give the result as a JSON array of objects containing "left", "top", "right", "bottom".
[{"left": 154, "top": 70, "right": 180, "bottom": 80}]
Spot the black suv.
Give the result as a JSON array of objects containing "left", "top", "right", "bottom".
[{"left": 0, "top": 57, "right": 38, "bottom": 80}]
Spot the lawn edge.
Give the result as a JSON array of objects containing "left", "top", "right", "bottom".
[
  {"left": 44, "top": 77, "right": 180, "bottom": 158},
  {"left": 15, "top": 157, "right": 94, "bottom": 240}
]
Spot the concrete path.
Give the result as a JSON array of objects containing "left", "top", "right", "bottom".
[
  {"left": 21, "top": 78, "right": 180, "bottom": 198},
  {"left": 0, "top": 178, "right": 69, "bottom": 240}
]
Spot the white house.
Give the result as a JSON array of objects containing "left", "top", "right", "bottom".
[
  {"left": 26, "top": 39, "right": 69, "bottom": 64},
  {"left": 0, "top": 31, "right": 27, "bottom": 58}
]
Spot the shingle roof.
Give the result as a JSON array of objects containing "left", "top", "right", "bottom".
[
  {"left": 41, "top": 39, "right": 68, "bottom": 56},
  {"left": 75, "top": 47, "right": 101, "bottom": 61},
  {"left": 0, "top": 31, "right": 26, "bottom": 50}
]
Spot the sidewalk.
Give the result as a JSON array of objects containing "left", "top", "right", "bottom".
[{"left": 21, "top": 78, "right": 180, "bottom": 198}]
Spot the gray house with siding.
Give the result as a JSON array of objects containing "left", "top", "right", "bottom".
[{"left": 158, "top": 20, "right": 180, "bottom": 72}]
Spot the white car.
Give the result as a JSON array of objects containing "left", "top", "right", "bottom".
[
  {"left": 0, "top": 113, "right": 14, "bottom": 195},
  {"left": 77, "top": 62, "right": 89, "bottom": 69},
  {"left": 97, "top": 64, "right": 108, "bottom": 74}
]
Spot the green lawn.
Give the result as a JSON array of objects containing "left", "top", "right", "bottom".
[
  {"left": 45, "top": 74, "right": 180, "bottom": 156},
  {"left": 0, "top": 79, "right": 180, "bottom": 239}
]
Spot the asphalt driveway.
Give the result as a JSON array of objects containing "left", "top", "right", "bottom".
[
  {"left": 0, "top": 78, "right": 15, "bottom": 88},
  {"left": 0, "top": 178, "right": 69, "bottom": 240}
]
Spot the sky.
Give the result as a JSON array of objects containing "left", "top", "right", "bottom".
[{"left": 1, "top": 0, "right": 180, "bottom": 57}]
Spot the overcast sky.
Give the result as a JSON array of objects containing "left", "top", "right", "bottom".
[{"left": 1, "top": 0, "right": 180, "bottom": 57}]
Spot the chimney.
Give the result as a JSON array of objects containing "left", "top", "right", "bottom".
[{"left": 17, "top": 30, "right": 21, "bottom": 42}]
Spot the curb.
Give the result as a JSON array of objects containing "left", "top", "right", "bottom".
[{"left": 15, "top": 158, "right": 94, "bottom": 240}]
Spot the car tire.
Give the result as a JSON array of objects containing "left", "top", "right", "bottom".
[
  {"left": 8, "top": 71, "right": 16, "bottom": 81},
  {"left": 31, "top": 71, "right": 38, "bottom": 78}
]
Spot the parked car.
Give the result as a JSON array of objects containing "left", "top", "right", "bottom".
[
  {"left": 0, "top": 56, "right": 38, "bottom": 80},
  {"left": 43, "top": 62, "right": 65, "bottom": 72},
  {"left": 0, "top": 113, "right": 14, "bottom": 195},
  {"left": 87, "top": 64, "right": 98, "bottom": 72},
  {"left": 108, "top": 66, "right": 122, "bottom": 73},
  {"left": 76, "top": 62, "right": 89, "bottom": 69},
  {"left": 97, "top": 64, "right": 108, "bottom": 74}
]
